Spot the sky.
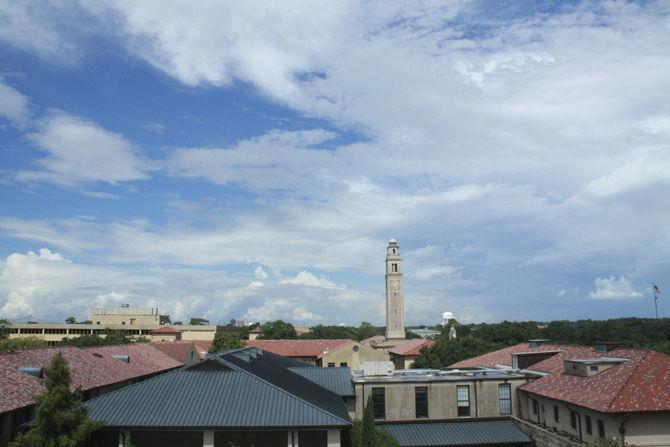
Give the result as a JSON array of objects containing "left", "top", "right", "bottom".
[{"left": 0, "top": 0, "right": 669, "bottom": 326}]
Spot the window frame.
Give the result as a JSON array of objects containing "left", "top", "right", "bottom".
[
  {"left": 498, "top": 383, "right": 512, "bottom": 415},
  {"left": 457, "top": 385, "right": 470, "bottom": 417},
  {"left": 415, "top": 386, "right": 428, "bottom": 419},
  {"left": 598, "top": 419, "right": 605, "bottom": 438},
  {"left": 586, "top": 415, "right": 593, "bottom": 435},
  {"left": 571, "top": 411, "right": 579, "bottom": 430},
  {"left": 371, "top": 387, "right": 386, "bottom": 420},
  {"left": 553, "top": 405, "right": 559, "bottom": 423}
]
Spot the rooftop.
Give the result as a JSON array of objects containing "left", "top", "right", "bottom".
[
  {"left": 245, "top": 339, "right": 354, "bottom": 358},
  {"left": 0, "top": 344, "right": 182, "bottom": 414},
  {"left": 381, "top": 420, "right": 531, "bottom": 447},
  {"left": 389, "top": 339, "right": 435, "bottom": 356},
  {"left": 83, "top": 347, "right": 352, "bottom": 429},
  {"left": 451, "top": 342, "right": 670, "bottom": 413},
  {"left": 353, "top": 367, "right": 527, "bottom": 383}
]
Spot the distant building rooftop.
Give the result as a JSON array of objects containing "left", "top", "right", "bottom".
[{"left": 353, "top": 367, "right": 527, "bottom": 383}]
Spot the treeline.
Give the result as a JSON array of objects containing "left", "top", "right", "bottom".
[{"left": 413, "top": 317, "right": 670, "bottom": 369}]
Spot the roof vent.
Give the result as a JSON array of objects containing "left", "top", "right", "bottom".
[
  {"left": 18, "top": 367, "right": 43, "bottom": 378},
  {"left": 528, "top": 339, "right": 550, "bottom": 348},
  {"left": 112, "top": 355, "right": 130, "bottom": 363},
  {"left": 593, "top": 341, "right": 621, "bottom": 353}
]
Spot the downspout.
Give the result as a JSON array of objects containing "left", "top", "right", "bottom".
[
  {"left": 474, "top": 381, "right": 479, "bottom": 418},
  {"left": 618, "top": 412, "right": 631, "bottom": 447}
]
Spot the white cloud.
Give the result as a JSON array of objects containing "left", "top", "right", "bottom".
[
  {"left": 0, "top": 80, "right": 29, "bottom": 126},
  {"left": 242, "top": 297, "right": 323, "bottom": 323},
  {"left": 280, "top": 271, "right": 339, "bottom": 289},
  {"left": 639, "top": 115, "right": 670, "bottom": 136},
  {"left": 584, "top": 152, "right": 670, "bottom": 197},
  {"left": 254, "top": 265, "right": 268, "bottom": 279},
  {"left": 246, "top": 280, "right": 264, "bottom": 290},
  {"left": 17, "top": 114, "right": 150, "bottom": 187},
  {"left": 589, "top": 276, "right": 642, "bottom": 300}
]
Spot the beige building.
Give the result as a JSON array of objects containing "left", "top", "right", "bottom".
[
  {"left": 353, "top": 368, "right": 530, "bottom": 421},
  {"left": 89, "top": 306, "right": 170, "bottom": 325},
  {"left": 8, "top": 323, "right": 216, "bottom": 345},
  {"left": 246, "top": 339, "right": 389, "bottom": 369},
  {"left": 388, "top": 339, "right": 435, "bottom": 369}
]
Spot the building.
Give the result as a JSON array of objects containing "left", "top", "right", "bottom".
[
  {"left": 89, "top": 306, "right": 170, "bottom": 325},
  {"left": 352, "top": 367, "right": 532, "bottom": 447},
  {"left": 149, "top": 341, "right": 202, "bottom": 365},
  {"left": 385, "top": 239, "right": 405, "bottom": 340},
  {"left": 451, "top": 341, "right": 670, "bottom": 447},
  {"left": 149, "top": 325, "right": 182, "bottom": 341},
  {"left": 388, "top": 339, "right": 435, "bottom": 369},
  {"left": 407, "top": 328, "right": 441, "bottom": 339},
  {"left": 353, "top": 367, "right": 531, "bottom": 422},
  {"left": 7, "top": 322, "right": 216, "bottom": 345},
  {"left": 83, "top": 347, "right": 353, "bottom": 447},
  {"left": 248, "top": 326, "right": 261, "bottom": 340},
  {"left": 246, "top": 339, "right": 389, "bottom": 369},
  {"left": 0, "top": 344, "right": 182, "bottom": 446}
]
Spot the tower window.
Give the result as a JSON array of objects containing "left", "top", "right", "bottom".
[
  {"left": 392, "top": 249, "right": 396, "bottom": 254},
  {"left": 392, "top": 263, "right": 398, "bottom": 272}
]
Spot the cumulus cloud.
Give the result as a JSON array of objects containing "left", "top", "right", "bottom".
[
  {"left": 280, "top": 271, "right": 339, "bottom": 289},
  {"left": 254, "top": 266, "right": 268, "bottom": 279},
  {"left": 589, "top": 276, "right": 642, "bottom": 300},
  {"left": 0, "top": 80, "right": 29, "bottom": 126},
  {"left": 16, "top": 114, "right": 150, "bottom": 187},
  {"left": 242, "top": 298, "right": 322, "bottom": 323}
]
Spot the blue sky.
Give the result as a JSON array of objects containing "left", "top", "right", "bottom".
[{"left": 0, "top": 1, "right": 669, "bottom": 325}]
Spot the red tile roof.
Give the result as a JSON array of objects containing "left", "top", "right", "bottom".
[
  {"left": 450, "top": 343, "right": 670, "bottom": 413},
  {"left": 389, "top": 339, "right": 435, "bottom": 356},
  {"left": 360, "top": 335, "right": 385, "bottom": 346},
  {"left": 192, "top": 340, "right": 213, "bottom": 358},
  {"left": 449, "top": 342, "right": 573, "bottom": 369},
  {"left": 246, "top": 339, "right": 354, "bottom": 358},
  {"left": 0, "top": 344, "right": 182, "bottom": 414},
  {"left": 149, "top": 341, "right": 199, "bottom": 363},
  {"left": 521, "top": 348, "right": 670, "bottom": 413}
]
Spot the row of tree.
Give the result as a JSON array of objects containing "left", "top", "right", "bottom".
[{"left": 413, "top": 317, "right": 670, "bottom": 369}]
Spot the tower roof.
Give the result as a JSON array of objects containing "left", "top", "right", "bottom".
[{"left": 388, "top": 238, "right": 398, "bottom": 244}]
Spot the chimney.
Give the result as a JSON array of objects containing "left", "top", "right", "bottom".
[{"left": 528, "top": 339, "right": 549, "bottom": 348}]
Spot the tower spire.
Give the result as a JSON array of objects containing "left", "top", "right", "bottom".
[{"left": 385, "top": 238, "right": 405, "bottom": 340}]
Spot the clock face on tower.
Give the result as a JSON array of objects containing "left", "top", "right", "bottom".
[{"left": 390, "top": 280, "right": 400, "bottom": 290}]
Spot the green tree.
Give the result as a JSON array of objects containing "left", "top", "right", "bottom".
[
  {"left": 404, "top": 330, "right": 421, "bottom": 340},
  {"left": 209, "top": 332, "right": 244, "bottom": 353},
  {"left": 189, "top": 317, "right": 210, "bottom": 325},
  {"left": 412, "top": 336, "right": 501, "bottom": 369},
  {"left": 355, "top": 322, "right": 382, "bottom": 341},
  {"left": 351, "top": 394, "right": 399, "bottom": 447},
  {"left": 302, "top": 325, "right": 357, "bottom": 340},
  {"left": 65, "top": 317, "right": 77, "bottom": 324},
  {"left": 0, "top": 318, "right": 9, "bottom": 340},
  {"left": 258, "top": 320, "right": 298, "bottom": 339},
  {"left": 10, "top": 352, "right": 103, "bottom": 447},
  {"left": 0, "top": 336, "right": 48, "bottom": 353}
]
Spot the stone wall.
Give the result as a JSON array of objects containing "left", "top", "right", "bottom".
[{"left": 513, "top": 417, "right": 583, "bottom": 447}]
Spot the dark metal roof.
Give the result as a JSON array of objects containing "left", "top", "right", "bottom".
[
  {"left": 83, "top": 348, "right": 351, "bottom": 429},
  {"left": 381, "top": 420, "right": 531, "bottom": 447},
  {"left": 288, "top": 367, "right": 355, "bottom": 397}
]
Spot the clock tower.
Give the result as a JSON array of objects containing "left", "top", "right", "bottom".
[{"left": 385, "top": 238, "right": 405, "bottom": 340}]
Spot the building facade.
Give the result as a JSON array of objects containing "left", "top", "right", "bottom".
[
  {"left": 353, "top": 368, "right": 530, "bottom": 421},
  {"left": 89, "top": 306, "right": 170, "bottom": 325}
]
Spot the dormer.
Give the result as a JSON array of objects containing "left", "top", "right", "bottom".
[{"left": 564, "top": 357, "right": 627, "bottom": 377}]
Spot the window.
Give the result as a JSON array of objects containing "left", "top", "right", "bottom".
[
  {"left": 372, "top": 388, "right": 385, "bottom": 419},
  {"left": 553, "top": 405, "right": 559, "bottom": 422},
  {"left": 590, "top": 365, "right": 598, "bottom": 372},
  {"left": 498, "top": 384, "right": 511, "bottom": 415},
  {"left": 532, "top": 400, "right": 539, "bottom": 415},
  {"left": 392, "top": 263, "right": 398, "bottom": 272},
  {"left": 572, "top": 364, "right": 578, "bottom": 370},
  {"left": 340, "top": 362, "right": 348, "bottom": 367},
  {"left": 457, "top": 385, "right": 470, "bottom": 417},
  {"left": 327, "top": 362, "right": 335, "bottom": 367},
  {"left": 571, "top": 411, "right": 579, "bottom": 429},
  {"left": 415, "top": 387, "right": 428, "bottom": 418},
  {"left": 598, "top": 419, "right": 605, "bottom": 438},
  {"left": 586, "top": 415, "right": 592, "bottom": 435}
]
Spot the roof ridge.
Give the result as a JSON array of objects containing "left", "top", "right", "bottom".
[
  {"left": 217, "top": 355, "right": 351, "bottom": 426},
  {"left": 605, "top": 350, "right": 648, "bottom": 412}
]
